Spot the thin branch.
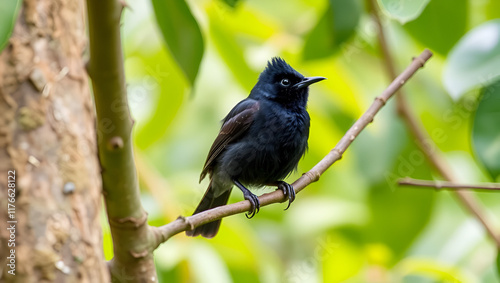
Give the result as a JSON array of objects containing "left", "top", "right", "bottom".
[
  {"left": 399, "top": 177, "right": 500, "bottom": 191},
  {"left": 86, "top": 0, "right": 157, "bottom": 281},
  {"left": 368, "top": 0, "right": 500, "bottom": 247},
  {"left": 151, "top": 49, "right": 434, "bottom": 247}
]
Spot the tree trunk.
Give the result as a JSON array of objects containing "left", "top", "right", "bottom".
[{"left": 0, "top": 0, "right": 108, "bottom": 282}]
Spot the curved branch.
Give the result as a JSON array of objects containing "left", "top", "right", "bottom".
[
  {"left": 368, "top": 0, "right": 500, "bottom": 247},
  {"left": 399, "top": 177, "right": 500, "bottom": 191},
  {"left": 151, "top": 49, "right": 434, "bottom": 247}
]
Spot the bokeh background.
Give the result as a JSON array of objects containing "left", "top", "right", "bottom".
[{"left": 100, "top": 0, "right": 500, "bottom": 282}]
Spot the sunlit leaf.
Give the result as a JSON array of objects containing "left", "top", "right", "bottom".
[
  {"left": 123, "top": 11, "right": 187, "bottom": 150},
  {"left": 212, "top": 220, "right": 260, "bottom": 267},
  {"left": 130, "top": 49, "right": 187, "bottom": 150},
  {"left": 353, "top": 108, "right": 408, "bottom": 183},
  {"left": 100, "top": 206, "right": 114, "bottom": 260},
  {"left": 496, "top": 250, "right": 500, "bottom": 279},
  {"left": 188, "top": 243, "right": 232, "bottom": 283},
  {"left": 209, "top": 4, "right": 278, "bottom": 40},
  {"left": 151, "top": 0, "right": 204, "bottom": 85},
  {"left": 322, "top": 234, "right": 364, "bottom": 282},
  {"left": 286, "top": 198, "right": 367, "bottom": 236},
  {"left": 366, "top": 141, "right": 436, "bottom": 260},
  {"left": 397, "top": 258, "right": 474, "bottom": 282},
  {"left": 303, "top": 0, "right": 361, "bottom": 60},
  {"left": 404, "top": 0, "right": 466, "bottom": 55},
  {"left": 378, "top": 0, "right": 430, "bottom": 24},
  {"left": 156, "top": 259, "right": 185, "bottom": 283},
  {"left": 443, "top": 19, "right": 500, "bottom": 99},
  {"left": 472, "top": 79, "right": 500, "bottom": 180},
  {"left": 220, "top": 0, "right": 241, "bottom": 8},
  {"left": 208, "top": 6, "right": 259, "bottom": 91},
  {"left": 485, "top": 0, "right": 500, "bottom": 20},
  {"left": 0, "top": 0, "right": 22, "bottom": 52}
]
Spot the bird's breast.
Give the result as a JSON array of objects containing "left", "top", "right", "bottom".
[
  {"left": 252, "top": 105, "right": 309, "bottom": 147},
  {"left": 219, "top": 103, "right": 310, "bottom": 185},
  {"left": 250, "top": 106, "right": 309, "bottom": 172}
]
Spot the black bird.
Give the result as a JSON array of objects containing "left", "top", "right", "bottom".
[{"left": 186, "top": 57, "right": 325, "bottom": 238}]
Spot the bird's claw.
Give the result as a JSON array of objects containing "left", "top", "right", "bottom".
[
  {"left": 276, "top": 181, "right": 295, "bottom": 210},
  {"left": 243, "top": 191, "right": 260, "bottom": 219},
  {"left": 233, "top": 179, "right": 261, "bottom": 219}
]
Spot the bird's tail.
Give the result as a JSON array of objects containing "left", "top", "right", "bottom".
[{"left": 185, "top": 181, "right": 232, "bottom": 238}]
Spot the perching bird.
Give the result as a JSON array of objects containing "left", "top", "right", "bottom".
[{"left": 186, "top": 57, "right": 325, "bottom": 238}]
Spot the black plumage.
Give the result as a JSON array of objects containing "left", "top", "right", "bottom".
[{"left": 186, "top": 57, "right": 325, "bottom": 238}]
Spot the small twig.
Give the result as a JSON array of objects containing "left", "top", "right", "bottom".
[
  {"left": 151, "top": 49, "right": 434, "bottom": 247},
  {"left": 399, "top": 177, "right": 500, "bottom": 191},
  {"left": 369, "top": 0, "right": 500, "bottom": 247}
]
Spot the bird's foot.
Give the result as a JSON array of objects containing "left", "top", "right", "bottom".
[
  {"left": 233, "top": 179, "right": 260, "bottom": 219},
  {"left": 242, "top": 190, "right": 260, "bottom": 219},
  {"left": 274, "top": 181, "right": 295, "bottom": 210}
]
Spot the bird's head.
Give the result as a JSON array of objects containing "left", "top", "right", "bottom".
[{"left": 250, "top": 57, "right": 325, "bottom": 107}]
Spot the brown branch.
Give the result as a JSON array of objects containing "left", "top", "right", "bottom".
[
  {"left": 151, "top": 49, "right": 434, "bottom": 247},
  {"left": 86, "top": 0, "right": 157, "bottom": 281},
  {"left": 399, "top": 177, "right": 500, "bottom": 191},
  {"left": 368, "top": 0, "right": 500, "bottom": 247}
]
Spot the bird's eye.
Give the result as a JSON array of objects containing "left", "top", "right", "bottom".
[{"left": 280, "top": 78, "right": 290, "bottom": 86}]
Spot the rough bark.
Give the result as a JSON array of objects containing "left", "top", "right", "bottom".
[{"left": 0, "top": 0, "right": 108, "bottom": 282}]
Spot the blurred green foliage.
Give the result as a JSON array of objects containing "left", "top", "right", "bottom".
[
  {"left": 303, "top": 0, "right": 362, "bottom": 60},
  {"left": 151, "top": 0, "right": 204, "bottom": 85},
  {"left": 104, "top": 0, "right": 500, "bottom": 282},
  {"left": 404, "top": 0, "right": 467, "bottom": 55},
  {"left": 0, "top": 0, "right": 22, "bottom": 52},
  {"left": 473, "top": 80, "right": 500, "bottom": 181},
  {"left": 443, "top": 19, "right": 500, "bottom": 99},
  {"left": 378, "top": 0, "right": 430, "bottom": 23}
]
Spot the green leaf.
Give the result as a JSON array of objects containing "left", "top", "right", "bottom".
[
  {"left": 220, "top": 0, "right": 240, "bottom": 8},
  {"left": 496, "top": 250, "right": 500, "bottom": 279},
  {"left": 322, "top": 234, "right": 364, "bottom": 282},
  {"left": 188, "top": 243, "right": 232, "bottom": 283},
  {"left": 353, "top": 109, "right": 408, "bottom": 183},
  {"left": 366, "top": 141, "right": 436, "bottom": 261},
  {"left": 443, "top": 19, "right": 500, "bottom": 100},
  {"left": 302, "top": 0, "right": 361, "bottom": 61},
  {"left": 378, "top": 0, "right": 430, "bottom": 24},
  {"left": 208, "top": 8, "right": 259, "bottom": 91},
  {"left": 485, "top": 0, "right": 500, "bottom": 21},
  {"left": 0, "top": 0, "right": 22, "bottom": 52},
  {"left": 151, "top": 0, "right": 204, "bottom": 86},
  {"left": 472, "top": 79, "right": 500, "bottom": 180},
  {"left": 397, "top": 258, "right": 473, "bottom": 282},
  {"left": 131, "top": 49, "right": 187, "bottom": 150},
  {"left": 404, "top": 0, "right": 467, "bottom": 55},
  {"left": 286, "top": 198, "right": 367, "bottom": 236}
]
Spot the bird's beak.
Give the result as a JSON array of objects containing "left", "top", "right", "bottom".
[{"left": 294, "top": 76, "right": 326, "bottom": 89}]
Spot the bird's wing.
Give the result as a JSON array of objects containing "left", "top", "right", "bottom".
[{"left": 200, "top": 99, "right": 260, "bottom": 182}]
